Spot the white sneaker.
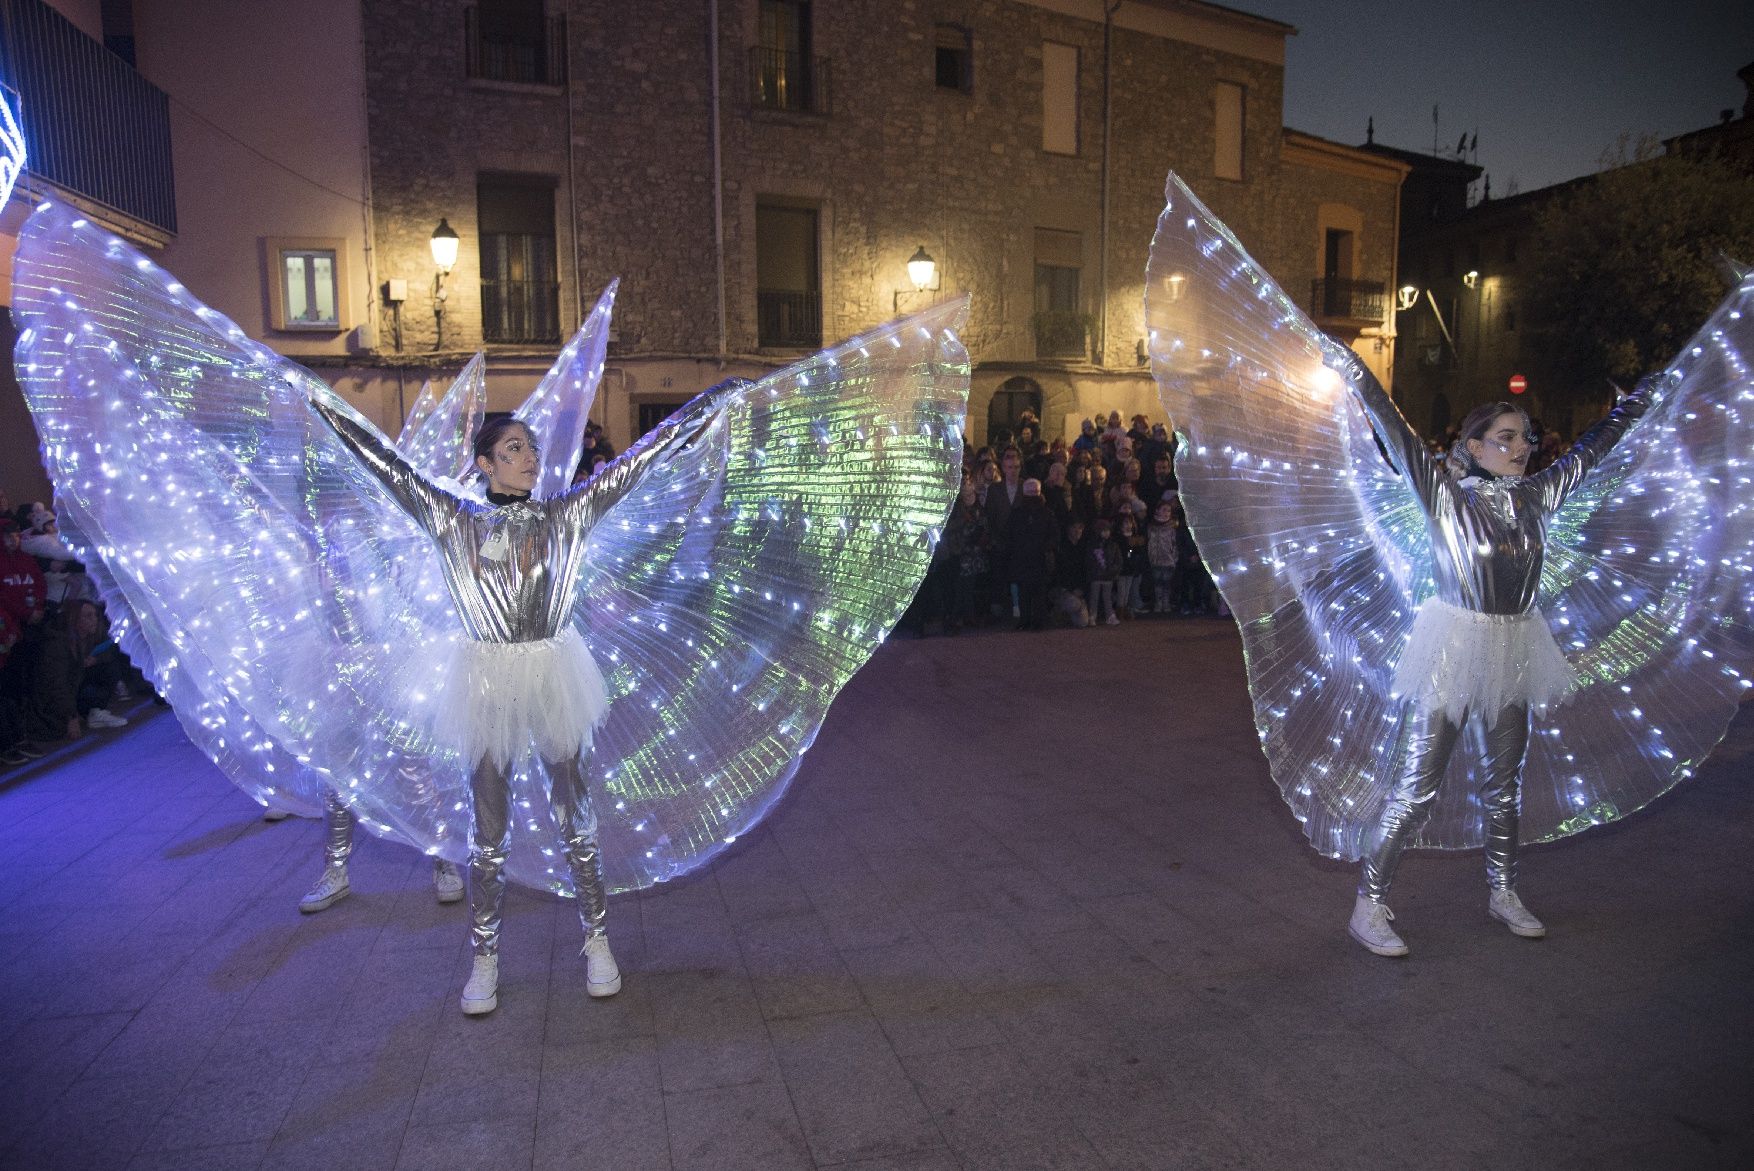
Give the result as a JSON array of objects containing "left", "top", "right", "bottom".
[
  {"left": 582, "top": 935, "right": 622, "bottom": 998},
  {"left": 262, "top": 808, "right": 292, "bottom": 822},
  {"left": 298, "top": 865, "right": 350, "bottom": 913},
  {"left": 461, "top": 954, "right": 499, "bottom": 1015},
  {"left": 1348, "top": 896, "right": 1409, "bottom": 957},
  {"left": 86, "top": 708, "right": 128, "bottom": 729},
  {"left": 1488, "top": 889, "right": 1547, "bottom": 938},
  {"left": 432, "top": 859, "right": 464, "bottom": 903},
  {"left": 1105, "top": 613, "right": 1120, "bottom": 626}
]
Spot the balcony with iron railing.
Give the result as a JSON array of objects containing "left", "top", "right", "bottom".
[
  {"left": 0, "top": 0, "right": 175, "bottom": 235},
  {"left": 482, "top": 278, "right": 560, "bottom": 345},
  {"left": 757, "top": 289, "right": 821, "bottom": 348},
  {"left": 1310, "top": 277, "right": 1387, "bottom": 324},
  {"left": 750, "top": 47, "right": 830, "bottom": 115},
  {"left": 465, "top": 6, "right": 567, "bottom": 87}
]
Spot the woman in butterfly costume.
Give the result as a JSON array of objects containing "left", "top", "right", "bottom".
[
  {"left": 12, "top": 203, "right": 970, "bottom": 1011},
  {"left": 1146, "top": 173, "right": 1754, "bottom": 956}
]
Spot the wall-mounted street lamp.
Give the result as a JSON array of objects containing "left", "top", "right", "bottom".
[
  {"left": 430, "top": 218, "right": 460, "bottom": 349},
  {"left": 1163, "top": 271, "right": 1188, "bottom": 303},
  {"left": 1396, "top": 284, "right": 1419, "bottom": 312},
  {"left": 1462, "top": 269, "right": 1479, "bottom": 289},
  {"left": 894, "top": 244, "right": 941, "bottom": 311}
]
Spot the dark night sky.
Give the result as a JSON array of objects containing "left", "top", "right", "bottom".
[{"left": 1239, "top": 0, "right": 1753, "bottom": 195}]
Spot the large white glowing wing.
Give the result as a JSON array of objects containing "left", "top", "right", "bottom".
[
  {"left": 517, "top": 280, "right": 615, "bottom": 500},
  {"left": 565, "top": 302, "right": 971, "bottom": 891},
  {"left": 12, "top": 202, "right": 458, "bottom": 837},
  {"left": 400, "top": 353, "right": 485, "bottom": 485},
  {"left": 1512, "top": 273, "right": 1754, "bottom": 842},
  {"left": 1146, "top": 173, "right": 1436, "bottom": 861}
]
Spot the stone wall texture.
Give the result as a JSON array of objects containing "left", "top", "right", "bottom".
[{"left": 358, "top": 0, "right": 1404, "bottom": 446}]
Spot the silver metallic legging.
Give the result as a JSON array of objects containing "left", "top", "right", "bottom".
[
  {"left": 1359, "top": 702, "right": 1530, "bottom": 903},
  {"left": 323, "top": 790, "right": 354, "bottom": 867},
  {"left": 469, "top": 755, "right": 607, "bottom": 956}
]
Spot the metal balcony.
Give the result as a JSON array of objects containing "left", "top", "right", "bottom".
[
  {"left": 0, "top": 0, "right": 175, "bottom": 234},
  {"left": 750, "top": 47, "right": 830, "bottom": 115},
  {"left": 1310, "top": 277, "right": 1387, "bottom": 324},
  {"left": 465, "top": 6, "right": 567, "bottom": 86},
  {"left": 757, "top": 288, "right": 821, "bottom": 348}
]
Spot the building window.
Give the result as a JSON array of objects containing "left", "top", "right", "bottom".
[
  {"left": 1214, "top": 82, "right": 1244, "bottom": 180},
  {"left": 1041, "top": 41, "right": 1078, "bottom": 155},
  {"left": 936, "top": 24, "right": 972, "bottom": 92},
  {"left": 752, "top": 0, "right": 829, "bottom": 113},
  {"left": 478, "top": 176, "right": 560, "bottom": 344},
  {"left": 1033, "top": 228, "right": 1085, "bottom": 358},
  {"left": 756, "top": 202, "right": 821, "bottom": 348},
  {"left": 265, "top": 237, "right": 350, "bottom": 332},
  {"left": 465, "top": 2, "right": 566, "bottom": 86}
]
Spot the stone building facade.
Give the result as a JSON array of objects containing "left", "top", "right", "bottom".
[
  {"left": 344, "top": 0, "right": 1407, "bottom": 449},
  {"left": 2, "top": 0, "right": 1409, "bottom": 481}
]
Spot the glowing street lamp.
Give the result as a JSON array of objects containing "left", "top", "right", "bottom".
[
  {"left": 430, "top": 218, "right": 460, "bottom": 350},
  {"left": 895, "top": 244, "right": 942, "bottom": 311}
]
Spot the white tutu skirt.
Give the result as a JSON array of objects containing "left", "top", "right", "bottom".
[
  {"left": 432, "top": 628, "right": 609, "bottom": 770},
  {"left": 1390, "top": 597, "right": 1577, "bottom": 726}
]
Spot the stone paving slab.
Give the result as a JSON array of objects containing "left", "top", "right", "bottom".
[{"left": 0, "top": 618, "right": 1750, "bottom": 1170}]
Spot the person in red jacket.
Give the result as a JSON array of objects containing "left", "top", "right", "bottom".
[{"left": 0, "top": 520, "right": 49, "bottom": 765}]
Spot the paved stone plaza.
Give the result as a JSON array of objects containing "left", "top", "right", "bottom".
[{"left": 0, "top": 619, "right": 1749, "bottom": 1170}]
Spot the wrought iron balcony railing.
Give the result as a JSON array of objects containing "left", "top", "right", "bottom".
[
  {"left": 750, "top": 47, "right": 830, "bottom": 114},
  {"left": 0, "top": 0, "right": 175, "bottom": 234},
  {"left": 757, "top": 288, "right": 821, "bottom": 348},
  {"left": 1310, "top": 277, "right": 1387, "bottom": 323},
  {"left": 482, "top": 278, "right": 560, "bottom": 344},
  {"left": 465, "top": 6, "right": 567, "bottom": 86}
]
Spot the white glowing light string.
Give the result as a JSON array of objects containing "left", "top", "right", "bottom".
[
  {"left": 1146, "top": 171, "right": 1754, "bottom": 859},
  {"left": 12, "top": 201, "right": 970, "bottom": 893}
]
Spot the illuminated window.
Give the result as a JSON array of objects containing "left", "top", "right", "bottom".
[
  {"left": 266, "top": 238, "right": 350, "bottom": 332},
  {"left": 1214, "top": 81, "right": 1244, "bottom": 180}
]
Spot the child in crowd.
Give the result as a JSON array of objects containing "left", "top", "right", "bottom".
[
  {"left": 1051, "top": 518, "right": 1090, "bottom": 628},
  {"left": 1114, "top": 513, "right": 1148, "bottom": 618},
  {"left": 1148, "top": 501, "right": 1180, "bottom": 613},
  {"left": 1085, "top": 516, "right": 1121, "bottom": 626}
]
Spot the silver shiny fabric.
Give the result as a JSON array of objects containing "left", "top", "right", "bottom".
[
  {"left": 311, "top": 399, "right": 701, "bottom": 644},
  {"left": 467, "top": 753, "right": 607, "bottom": 956},
  {"left": 322, "top": 789, "right": 355, "bottom": 868},
  {"left": 1341, "top": 360, "right": 1649, "bottom": 616},
  {"left": 1359, "top": 702, "right": 1530, "bottom": 902},
  {"left": 313, "top": 400, "right": 706, "bottom": 954},
  {"left": 1339, "top": 370, "right": 1646, "bottom": 898}
]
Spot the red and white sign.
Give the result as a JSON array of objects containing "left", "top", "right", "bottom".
[{"left": 1508, "top": 374, "right": 1528, "bottom": 395}]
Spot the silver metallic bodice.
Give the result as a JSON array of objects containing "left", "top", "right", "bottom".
[
  {"left": 1338, "top": 358, "right": 1646, "bottom": 615},
  {"left": 312, "top": 399, "right": 681, "bottom": 643}
]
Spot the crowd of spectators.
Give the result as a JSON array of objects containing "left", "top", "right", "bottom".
[
  {"left": 905, "top": 409, "right": 1225, "bottom": 635},
  {"left": 0, "top": 489, "right": 145, "bottom": 768}
]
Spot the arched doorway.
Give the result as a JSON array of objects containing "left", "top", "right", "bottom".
[{"left": 987, "top": 376, "right": 1043, "bottom": 447}]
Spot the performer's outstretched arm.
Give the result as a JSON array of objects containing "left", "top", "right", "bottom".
[
  {"left": 308, "top": 395, "right": 463, "bottom": 535},
  {"left": 549, "top": 386, "right": 727, "bottom": 535},
  {"left": 1530, "top": 385, "right": 1652, "bottom": 514},
  {"left": 1330, "top": 352, "right": 1447, "bottom": 513}
]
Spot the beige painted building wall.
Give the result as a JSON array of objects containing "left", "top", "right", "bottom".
[{"left": 130, "top": 0, "right": 374, "bottom": 366}]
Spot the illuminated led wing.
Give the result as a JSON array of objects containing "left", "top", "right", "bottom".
[
  {"left": 1513, "top": 274, "right": 1754, "bottom": 842},
  {"left": 12, "top": 202, "right": 456, "bottom": 834},
  {"left": 567, "top": 301, "right": 970, "bottom": 890},
  {"left": 13, "top": 202, "right": 968, "bottom": 893},
  {"left": 399, "top": 377, "right": 438, "bottom": 441},
  {"left": 517, "top": 280, "right": 615, "bottom": 500},
  {"left": 399, "top": 354, "right": 485, "bottom": 485},
  {"left": 1148, "top": 172, "right": 1754, "bottom": 858},
  {"left": 1147, "top": 173, "right": 1441, "bottom": 860}
]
